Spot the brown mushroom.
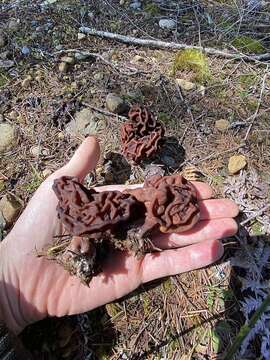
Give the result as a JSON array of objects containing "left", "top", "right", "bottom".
[
  {"left": 120, "top": 105, "right": 165, "bottom": 163},
  {"left": 125, "top": 174, "right": 200, "bottom": 235},
  {"left": 53, "top": 176, "right": 140, "bottom": 238}
]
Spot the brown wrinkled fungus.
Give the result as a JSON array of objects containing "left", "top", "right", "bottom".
[
  {"left": 120, "top": 105, "right": 165, "bottom": 163},
  {"left": 51, "top": 174, "right": 200, "bottom": 284}
]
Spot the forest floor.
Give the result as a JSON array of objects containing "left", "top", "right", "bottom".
[{"left": 0, "top": 1, "right": 270, "bottom": 359}]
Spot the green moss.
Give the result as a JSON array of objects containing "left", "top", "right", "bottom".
[
  {"left": 246, "top": 98, "right": 258, "bottom": 111},
  {"left": 110, "top": 20, "right": 120, "bottom": 32},
  {"left": 232, "top": 36, "right": 265, "bottom": 54},
  {"left": 239, "top": 74, "right": 257, "bottom": 88},
  {"left": 106, "top": 303, "right": 121, "bottom": 318},
  {"left": 0, "top": 71, "right": 9, "bottom": 87},
  {"left": 158, "top": 112, "right": 171, "bottom": 124},
  {"left": 251, "top": 221, "right": 263, "bottom": 236},
  {"left": 173, "top": 49, "right": 210, "bottom": 83},
  {"left": 142, "top": 294, "right": 151, "bottom": 315},
  {"left": 22, "top": 166, "right": 43, "bottom": 194},
  {"left": 144, "top": 3, "right": 159, "bottom": 15},
  {"left": 162, "top": 278, "right": 173, "bottom": 294},
  {"left": 211, "top": 175, "right": 224, "bottom": 187}
]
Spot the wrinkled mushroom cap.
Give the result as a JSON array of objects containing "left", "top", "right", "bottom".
[{"left": 120, "top": 105, "right": 165, "bottom": 163}]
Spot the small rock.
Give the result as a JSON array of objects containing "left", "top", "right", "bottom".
[
  {"left": 228, "top": 155, "right": 247, "bottom": 174},
  {"left": 198, "top": 85, "right": 206, "bottom": 96},
  {"left": 8, "top": 19, "right": 20, "bottom": 32},
  {"left": 22, "top": 75, "right": 33, "bottom": 88},
  {"left": 0, "top": 193, "right": 22, "bottom": 227},
  {"left": 21, "top": 46, "right": 30, "bottom": 55},
  {"left": 0, "top": 60, "right": 14, "bottom": 69},
  {"left": 159, "top": 18, "right": 176, "bottom": 30},
  {"left": 7, "top": 111, "right": 18, "bottom": 121},
  {"left": 30, "top": 145, "right": 49, "bottom": 157},
  {"left": 74, "top": 52, "right": 92, "bottom": 61},
  {"left": 0, "top": 180, "right": 5, "bottom": 192},
  {"left": 0, "top": 51, "right": 11, "bottom": 60},
  {"left": 78, "top": 33, "right": 86, "bottom": 41},
  {"left": 0, "top": 32, "right": 6, "bottom": 48},
  {"left": 58, "top": 62, "right": 69, "bottom": 73},
  {"left": 106, "top": 93, "right": 128, "bottom": 114},
  {"left": 61, "top": 56, "right": 75, "bottom": 65},
  {"left": 88, "top": 11, "right": 95, "bottom": 20},
  {"left": 120, "top": 0, "right": 125, "bottom": 5},
  {"left": 55, "top": 44, "right": 63, "bottom": 51},
  {"left": 126, "top": 88, "right": 143, "bottom": 101},
  {"left": 42, "top": 169, "right": 52, "bottom": 178},
  {"left": 93, "top": 72, "right": 103, "bottom": 81},
  {"left": 58, "top": 132, "right": 65, "bottom": 140},
  {"left": 130, "top": 1, "right": 141, "bottom": 10},
  {"left": 65, "top": 108, "right": 106, "bottom": 136},
  {"left": 132, "top": 55, "right": 145, "bottom": 63},
  {"left": 215, "top": 119, "right": 230, "bottom": 132},
  {"left": 176, "top": 78, "right": 196, "bottom": 91}
]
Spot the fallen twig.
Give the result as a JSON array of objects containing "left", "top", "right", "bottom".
[
  {"left": 79, "top": 27, "right": 270, "bottom": 64},
  {"left": 244, "top": 67, "right": 269, "bottom": 141},
  {"left": 82, "top": 102, "right": 127, "bottom": 122},
  {"left": 240, "top": 204, "right": 270, "bottom": 226},
  {"left": 175, "top": 82, "right": 201, "bottom": 139}
]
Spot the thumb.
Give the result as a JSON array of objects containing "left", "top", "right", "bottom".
[{"left": 53, "top": 136, "right": 100, "bottom": 180}]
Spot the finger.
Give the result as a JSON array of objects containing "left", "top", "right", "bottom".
[
  {"left": 199, "top": 199, "right": 239, "bottom": 220},
  {"left": 53, "top": 136, "right": 100, "bottom": 180},
  {"left": 154, "top": 218, "right": 238, "bottom": 249},
  {"left": 96, "top": 181, "right": 213, "bottom": 200},
  {"left": 142, "top": 239, "right": 224, "bottom": 283}
]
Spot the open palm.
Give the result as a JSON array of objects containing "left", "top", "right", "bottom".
[{"left": 0, "top": 137, "right": 238, "bottom": 334}]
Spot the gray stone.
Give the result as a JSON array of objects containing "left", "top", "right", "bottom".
[
  {"left": 8, "top": 19, "right": 20, "bottom": 32},
  {"left": 21, "top": 46, "right": 30, "bottom": 55},
  {"left": 106, "top": 93, "right": 128, "bottom": 114},
  {"left": 66, "top": 108, "right": 107, "bottom": 136},
  {"left": 0, "top": 51, "right": 10, "bottom": 60},
  {"left": 126, "top": 88, "right": 144, "bottom": 101},
  {"left": 0, "top": 60, "right": 14, "bottom": 69},
  {"left": 30, "top": 145, "right": 49, "bottom": 157},
  {"left": 74, "top": 52, "right": 91, "bottom": 61},
  {"left": 159, "top": 18, "right": 176, "bottom": 30},
  {"left": 0, "top": 123, "right": 16, "bottom": 153},
  {"left": 0, "top": 32, "right": 6, "bottom": 48},
  {"left": 130, "top": 1, "right": 141, "bottom": 10},
  {"left": 0, "top": 194, "right": 22, "bottom": 227},
  {"left": 55, "top": 44, "right": 63, "bottom": 50}
]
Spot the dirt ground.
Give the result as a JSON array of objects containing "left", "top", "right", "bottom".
[{"left": 0, "top": 1, "right": 270, "bottom": 359}]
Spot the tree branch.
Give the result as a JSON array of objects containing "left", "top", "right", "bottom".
[{"left": 79, "top": 27, "right": 270, "bottom": 63}]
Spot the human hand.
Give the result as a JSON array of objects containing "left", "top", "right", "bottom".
[{"left": 0, "top": 137, "right": 239, "bottom": 334}]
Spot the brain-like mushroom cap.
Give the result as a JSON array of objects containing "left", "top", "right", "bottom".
[
  {"left": 53, "top": 176, "right": 139, "bottom": 237},
  {"left": 126, "top": 174, "right": 200, "bottom": 234},
  {"left": 120, "top": 105, "right": 165, "bottom": 163}
]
